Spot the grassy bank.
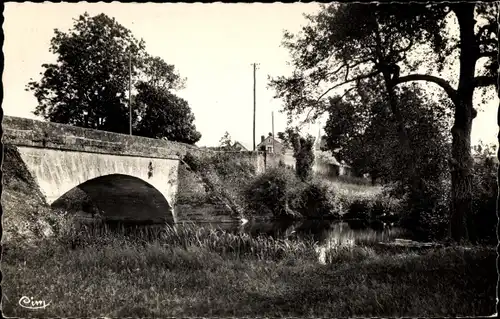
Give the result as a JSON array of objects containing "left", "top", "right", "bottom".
[{"left": 2, "top": 224, "right": 496, "bottom": 317}]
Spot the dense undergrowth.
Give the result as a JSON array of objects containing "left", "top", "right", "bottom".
[
  {"left": 202, "top": 147, "right": 497, "bottom": 244},
  {"left": 180, "top": 151, "right": 394, "bottom": 222},
  {"left": 179, "top": 151, "right": 257, "bottom": 218}
]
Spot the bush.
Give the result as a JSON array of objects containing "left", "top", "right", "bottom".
[
  {"left": 397, "top": 179, "right": 450, "bottom": 241},
  {"left": 339, "top": 192, "right": 400, "bottom": 224},
  {"left": 471, "top": 144, "right": 497, "bottom": 245},
  {"left": 395, "top": 144, "right": 498, "bottom": 244},
  {"left": 182, "top": 152, "right": 202, "bottom": 172},
  {"left": 343, "top": 198, "right": 372, "bottom": 220},
  {"left": 298, "top": 181, "right": 340, "bottom": 219},
  {"left": 244, "top": 167, "right": 304, "bottom": 219}
]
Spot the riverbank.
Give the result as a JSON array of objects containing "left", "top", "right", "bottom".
[
  {"left": 0, "top": 145, "right": 391, "bottom": 244},
  {"left": 2, "top": 224, "right": 496, "bottom": 317}
]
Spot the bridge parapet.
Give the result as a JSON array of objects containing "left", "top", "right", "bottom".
[{"left": 1, "top": 116, "right": 200, "bottom": 159}]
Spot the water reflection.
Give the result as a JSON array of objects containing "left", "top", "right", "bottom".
[{"left": 183, "top": 219, "right": 405, "bottom": 245}]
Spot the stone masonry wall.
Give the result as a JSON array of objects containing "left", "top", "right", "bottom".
[
  {"left": 2, "top": 116, "right": 277, "bottom": 168},
  {"left": 2, "top": 115, "right": 281, "bottom": 186}
]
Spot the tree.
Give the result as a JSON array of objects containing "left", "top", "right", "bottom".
[
  {"left": 27, "top": 12, "right": 201, "bottom": 144},
  {"left": 325, "top": 78, "right": 452, "bottom": 189},
  {"left": 277, "top": 131, "right": 287, "bottom": 142},
  {"left": 133, "top": 53, "right": 200, "bottom": 144},
  {"left": 294, "top": 134, "right": 316, "bottom": 182},
  {"left": 278, "top": 128, "right": 315, "bottom": 181},
  {"left": 325, "top": 78, "right": 452, "bottom": 186},
  {"left": 140, "top": 55, "right": 186, "bottom": 92},
  {"left": 269, "top": 3, "right": 498, "bottom": 243},
  {"left": 134, "top": 82, "right": 201, "bottom": 144},
  {"left": 27, "top": 12, "right": 146, "bottom": 133},
  {"left": 218, "top": 131, "right": 233, "bottom": 150}
]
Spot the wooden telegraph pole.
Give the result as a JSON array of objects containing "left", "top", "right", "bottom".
[
  {"left": 129, "top": 49, "right": 132, "bottom": 135},
  {"left": 272, "top": 111, "right": 275, "bottom": 153},
  {"left": 252, "top": 63, "right": 259, "bottom": 151}
]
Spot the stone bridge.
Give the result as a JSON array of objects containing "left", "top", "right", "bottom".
[{"left": 1, "top": 116, "right": 208, "bottom": 224}]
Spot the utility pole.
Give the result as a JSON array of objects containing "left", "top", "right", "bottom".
[
  {"left": 272, "top": 111, "right": 275, "bottom": 153},
  {"left": 252, "top": 63, "right": 259, "bottom": 151},
  {"left": 129, "top": 50, "right": 132, "bottom": 135}
]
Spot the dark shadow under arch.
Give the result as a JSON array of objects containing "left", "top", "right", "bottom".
[{"left": 52, "top": 174, "right": 173, "bottom": 224}]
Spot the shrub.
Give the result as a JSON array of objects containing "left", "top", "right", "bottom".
[
  {"left": 180, "top": 151, "right": 256, "bottom": 216},
  {"left": 244, "top": 167, "right": 304, "bottom": 219},
  {"left": 397, "top": 179, "right": 450, "bottom": 241},
  {"left": 343, "top": 198, "right": 372, "bottom": 220},
  {"left": 370, "top": 199, "right": 387, "bottom": 219},
  {"left": 182, "top": 152, "right": 202, "bottom": 172},
  {"left": 298, "top": 181, "right": 340, "bottom": 219},
  {"left": 395, "top": 143, "right": 498, "bottom": 244},
  {"left": 370, "top": 194, "right": 401, "bottom": 221},
  {"left": 294, "top": 135, "right": 316, "bottom": 182},
  {"left": 338, "top": 191, "right": 400, "bottom": 225},
  {"left": 471, "top": 144, "right": 497, "bottom": 245}
]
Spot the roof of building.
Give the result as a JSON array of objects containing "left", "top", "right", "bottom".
[
  {"left": 256, "top": 135, "right": 284, "bottom": 148},
  {"left": 232, "top": 141, "right": 249, "bottom": 151},
  {"left": 315, "top": 150, "right": 351, "bottom": 167}
]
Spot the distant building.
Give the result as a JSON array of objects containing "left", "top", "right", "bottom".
[
  {"left": 201, "top": 141, "right": 249, "bottom": 152},
  {"left": 313, "top": 135, "right": 352, "bottom": 177},
  {"left": 232, "top": 141, "right": 248, "bottom": 152},
  {"left": 256, "top": 133, "right": 285, "bottom": 154}
]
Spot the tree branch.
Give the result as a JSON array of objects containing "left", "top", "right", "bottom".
[
  {"left": 301, "top": 86, "right": 357, "bottom": 125},
  {"left": 315, "top": 70, "right": 380, "bottom": 102},
  {"left": 473, "top": 75, "right": 497, "bottom": 88},
  {"left": 314, "top": 62, "right": 347, "bottom": 86},
  {"left": 477, "top": 51, "right": 497, "bottom": 59},
  {"left": 394, "top": 74, "right": 458, "bottom": 103}
]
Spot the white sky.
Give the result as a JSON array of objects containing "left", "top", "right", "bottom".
[{"left": 3, "top": 2, "right": 498, "bottom": 148}]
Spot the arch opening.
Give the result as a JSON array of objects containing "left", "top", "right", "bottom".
[{"left": 51, "top": 174, "right": 174, "bottom": 224}]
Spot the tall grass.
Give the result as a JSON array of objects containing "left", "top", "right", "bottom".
[
  {"left": 3, "top": 222, "right": 496, "bottom": 318},
  {"left": 61, "top": 222, "right": 319, "bottom": 261}
]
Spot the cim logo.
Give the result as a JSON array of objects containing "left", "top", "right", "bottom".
[{"left": 18, "top": 296, "right": 51, "bottom": 310}]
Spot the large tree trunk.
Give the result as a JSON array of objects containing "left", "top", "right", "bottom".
[
  {"left": 449, "top": 101, "right": 476, "bottom": 243},
  {"left": 448, "top": 4, "right": 478, "bottom": 244},
  {"left": 382, "top": 70, "right": 420, "bottom": 192},
  {"left": 496, "top": 12, "right": 500, "bottom": 257}
]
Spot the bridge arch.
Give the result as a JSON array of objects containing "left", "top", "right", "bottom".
[
  {"left": 13, "top": 146, "right": 179, "bottom": 224},
  {"left": 52, "top": 174, "right": 174, "bottom": 224}
]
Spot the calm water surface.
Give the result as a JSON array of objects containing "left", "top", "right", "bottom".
[{"left": 198, "top": 219, "right": 407, "bottom": 244}]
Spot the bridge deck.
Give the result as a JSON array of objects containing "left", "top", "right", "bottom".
[{"left": 1, "top": 116, "right": 197, "bottom": 159}]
